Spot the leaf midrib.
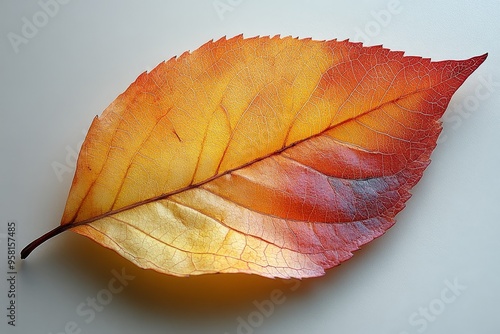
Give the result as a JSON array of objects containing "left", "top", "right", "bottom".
[{"left": 66, "top": 77, "right": 444, "bottom": 229}]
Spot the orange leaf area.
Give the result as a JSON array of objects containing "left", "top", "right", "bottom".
[{"left": 28, "top": 36, "right": 487, "bottom": 278}]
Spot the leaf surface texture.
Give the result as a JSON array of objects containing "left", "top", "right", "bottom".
[{"left": 60, "top": 36, "right": 485, "bottom": 278}]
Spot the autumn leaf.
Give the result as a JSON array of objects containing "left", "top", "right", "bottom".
[{"left": 22, "top": 35, "right": 487, "bottom": 278}]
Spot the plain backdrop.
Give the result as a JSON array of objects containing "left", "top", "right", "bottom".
[{"left": 0, "top": 1, "right": 499, "bottom": 333}]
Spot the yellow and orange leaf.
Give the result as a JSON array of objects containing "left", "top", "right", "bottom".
[{"left": 22, "top": 35, "right": 487, "bottom": 278}]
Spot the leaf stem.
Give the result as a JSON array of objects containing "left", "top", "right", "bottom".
[{"left": 21, "top": 224, "right": 75, "bottom": 259}]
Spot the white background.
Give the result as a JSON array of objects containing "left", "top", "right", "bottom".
[{"left": 1, "top": 1, "right": 499, "bottom": 333}]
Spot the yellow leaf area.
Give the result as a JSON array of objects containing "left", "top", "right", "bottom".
[{"left": 61, "top": 35, "right": 486, "bottom": 278}]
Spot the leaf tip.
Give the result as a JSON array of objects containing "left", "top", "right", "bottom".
[{"left": 475, "top": 52, "right": 488, "bottom": 64}]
